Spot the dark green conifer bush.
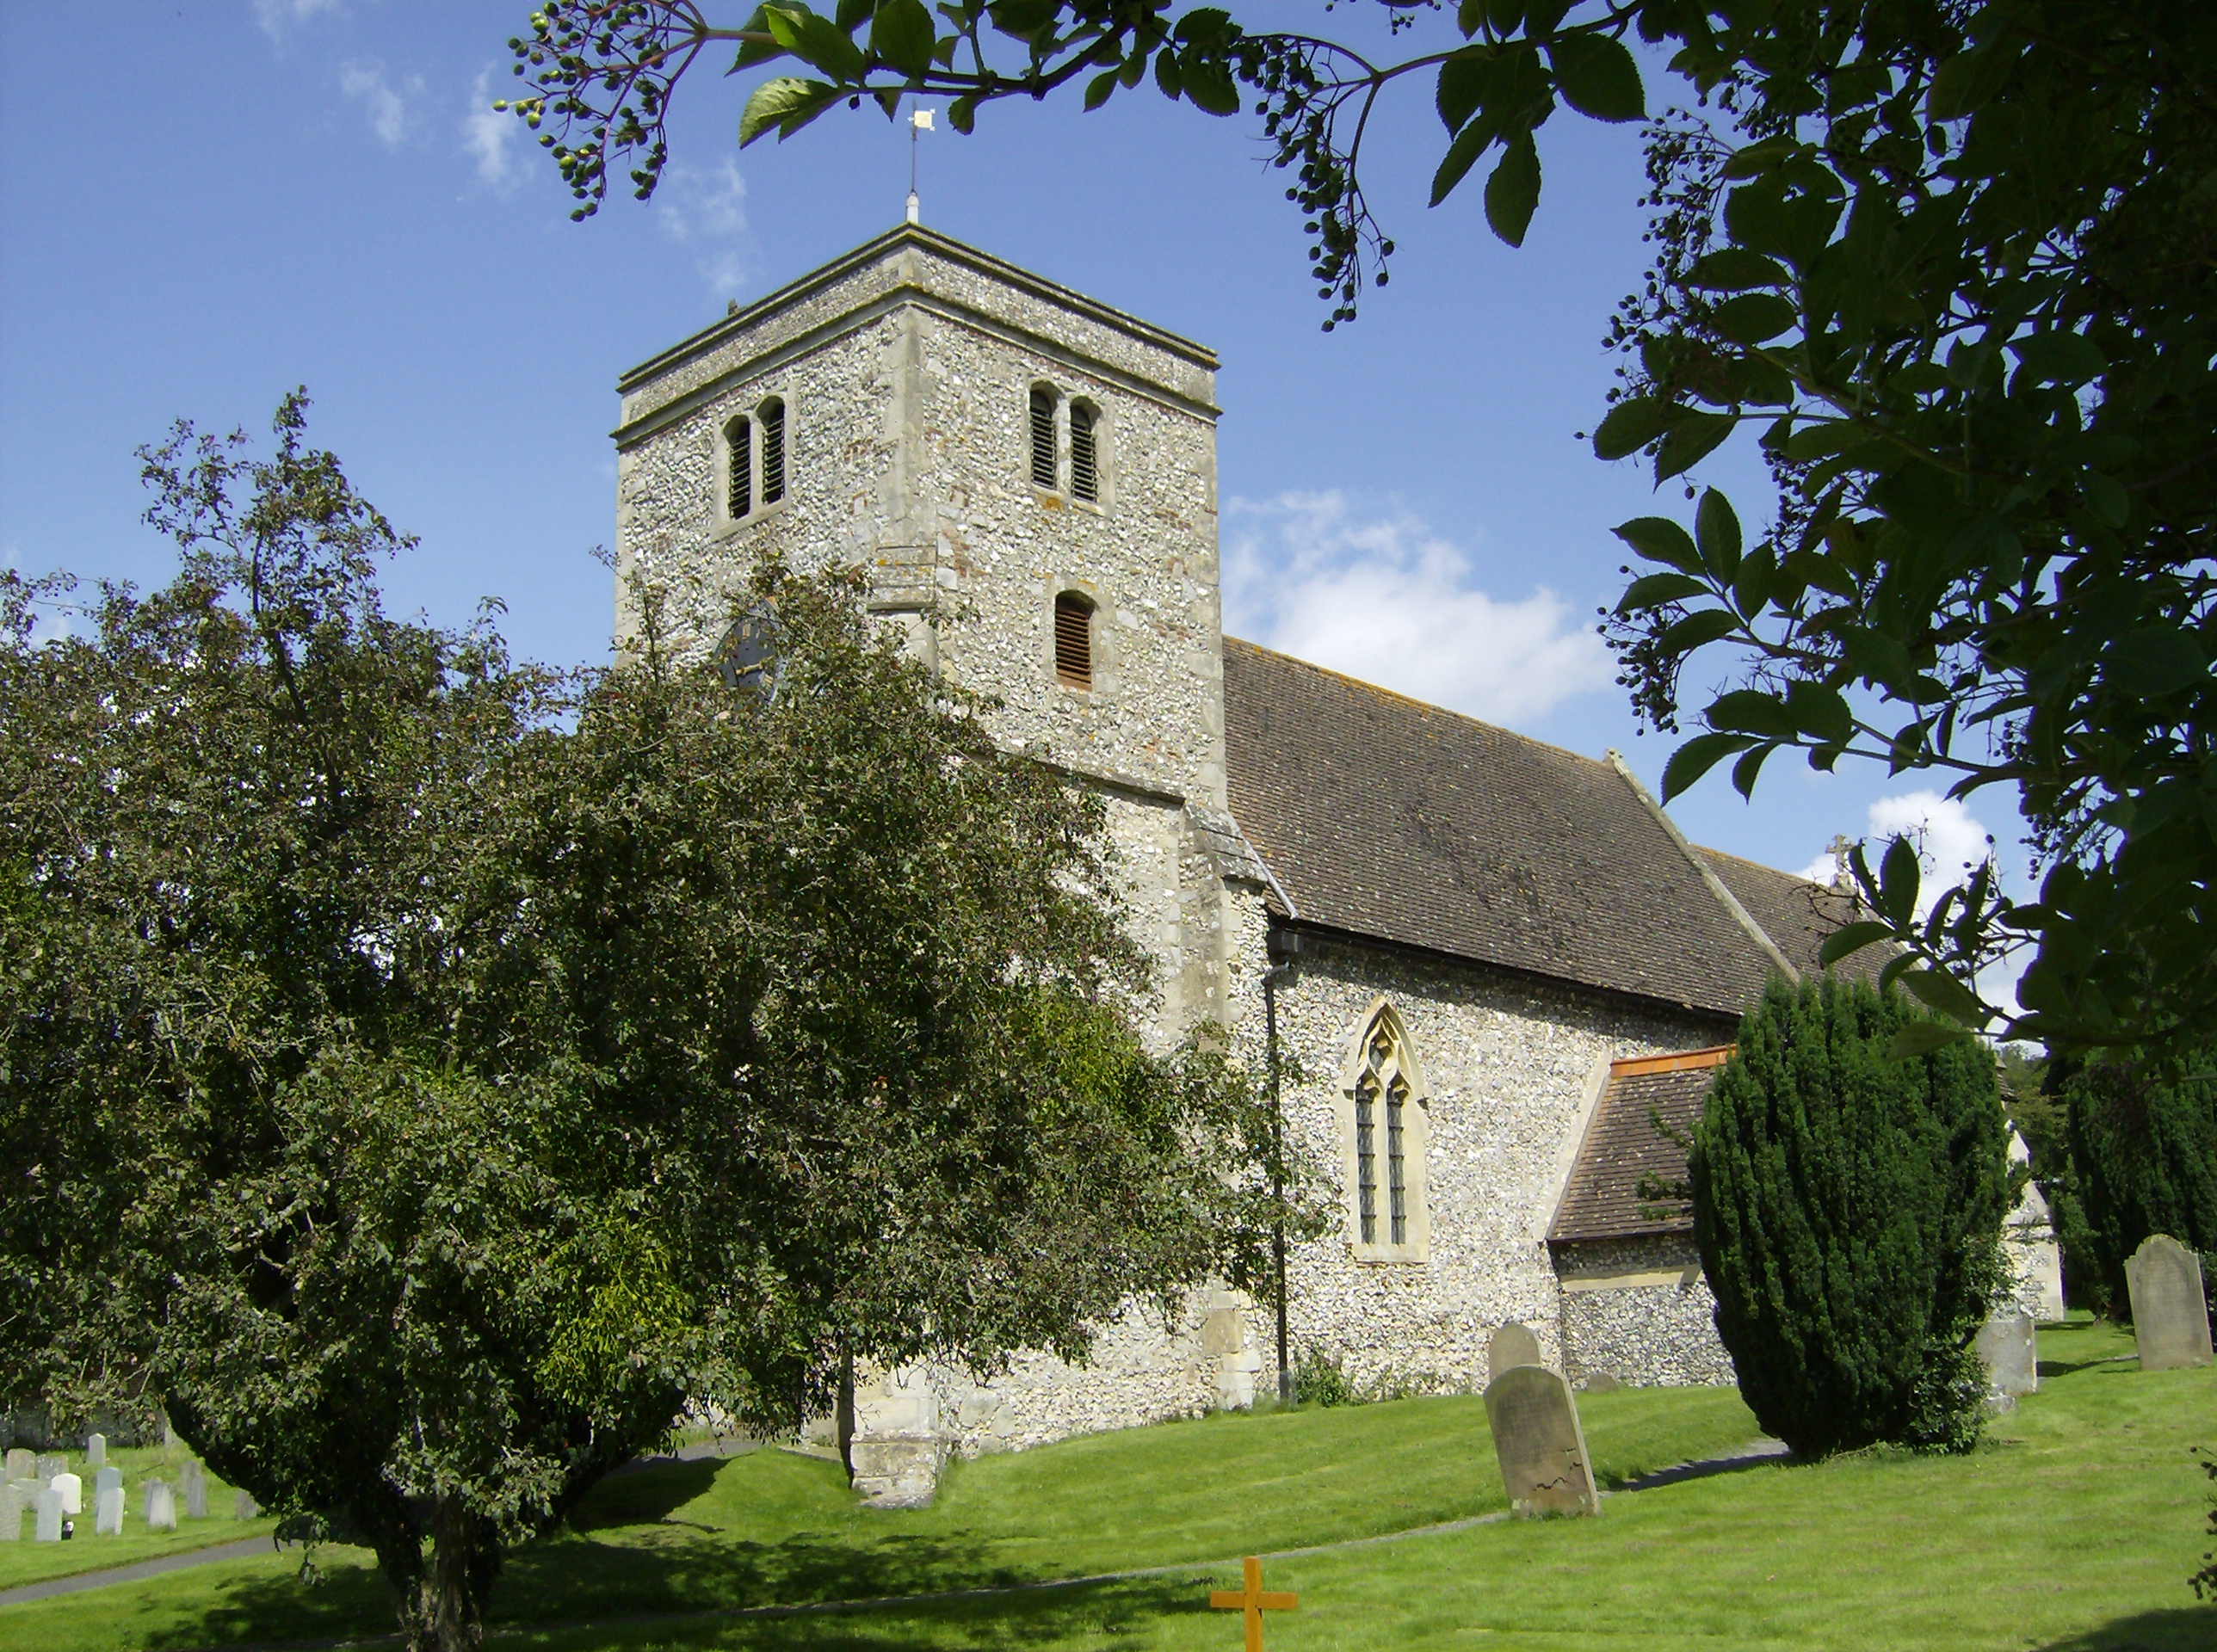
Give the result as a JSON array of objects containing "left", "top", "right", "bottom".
[
  {"left": 1689, "top": 977, "right": 2014, "bottom": 1458},
  {"left": 2061, "top": 1053, "right": 2217, "bottom": 1318}
]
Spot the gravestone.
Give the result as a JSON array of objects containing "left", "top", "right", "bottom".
[
  {"left": 0, "top": 1482, "right": 22, "bottom": 1539},
  {"left": 1581, "top": 1372, "right": 1624, "bottom": 1394},
  {"left": 1487, "top": 1321, "right": 1543, "bottom": 1384},
  {"left": 85, "top": 1433, "right": 106, "bottom": 1468},
  {"left": 182, "top": 1458, "right": 207, "bottom": 1519},
  {"left": 34, "top": 1452, "right": 64, "bottom": 1482},
  {"left": 1975, "top": 1310, "right": 2038, "bottom": 1402},
  {"left": 233, "top": 1489, "right": 259, "bottom": 1520},
  {"left": 4, "top": 1447, "right": 32, "bottom": 1481},
  {"left": 145, "top": 1478, "right": 176, "bottom": 1532},
  {"left": 96, "top": 1464, "right": 122, "bottom": 1500},
  {"left": 52, "top": 1469, "right": 82, "bottom": 1515},
  {"left": 34, "top": 1484, "right": 63, "bottom": 1542},
  {"left": 95, "top": 1485, "right": 124, "bottom": 1536},
  {"left": 2126, "top": 1235, "right": 2214, "bottom": 1371},
  {"left": 1482, "top": 1364, "right": 1600, "bottom": 1518}
]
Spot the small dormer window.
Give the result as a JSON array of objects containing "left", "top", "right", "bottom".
[
  {"left": 1029, "top": 386, "right": 1058, "bottom": 490},
  {"left": 726, "top": 416, "right": 752, "bottom": 520},
  {"left": 1069, "top": 402, "right": 1099, "bottom": 502},
  {"left": 1053, "top": 591, "right": 1093, "bottom": 690}
]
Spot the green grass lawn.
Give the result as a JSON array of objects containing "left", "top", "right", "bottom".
[
  {"left": 0, "top": 1440, "right": 275, "bottom": 1588},
  {"left": 5, "top": 1319, "right": 2212, "bottom": 1650}
]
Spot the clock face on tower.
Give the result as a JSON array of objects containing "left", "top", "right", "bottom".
[{"left": 712, "top": 605, "right": 781, "bottom": 701}]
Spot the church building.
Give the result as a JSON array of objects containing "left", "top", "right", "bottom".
[{"left": 609, "top": 225, "right": 2036, "bottom": 1506}]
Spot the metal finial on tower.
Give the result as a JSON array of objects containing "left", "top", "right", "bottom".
[{"left": 907, "top": 106, "right": 934, "bottom": 225}]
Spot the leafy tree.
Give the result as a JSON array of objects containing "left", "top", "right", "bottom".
[
  {"left": 0, "top": 397, "right": 1318, "bottom": 1652},
  {"left": 2058, "top": 1051, "right": 2217, "bottom": 1319},
  {"left": 497, "top": 1, "right": 2217, "bottom": 1062},
  {"left": 1689, "top": 975, "right": 2014, "bottom": 1458},
  {"left": 1995, "top": 1042, "right": 2102, "bottom": 1312}
]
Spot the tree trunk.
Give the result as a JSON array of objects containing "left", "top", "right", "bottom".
[{"left": 377, "top": 1499, "right": 501, "bottom": 1652}]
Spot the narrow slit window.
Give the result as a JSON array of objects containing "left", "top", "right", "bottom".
[
  {"left": 1386, "top": 1082, "right": 1406, "bottom": 1245},
  {"left": 1029, "top": 387, "right": 1058, "bottom": 490},
  {"left": 759, "top": 398, "right": 786, "bottom": 505},
  {"left": 726, "top": 416, "right": 752, "bottom": 520},
  {"left": 1355, "top": 1080, "right": 1378, "bottom": 1245},
  {"left": 1053, "top": 592, "right": 1093, "bottom": 689},
  {"left": 1069, "top": 403, "right": 1098, "bottom": 502}
]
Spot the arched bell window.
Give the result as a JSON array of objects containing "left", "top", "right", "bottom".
[
  {"left": 1068, "top": 401, "right": 1100, "bottom": 502},
  {"left": 720, "top": 393, "right": 791, "bottom": 526},
  {"left": 1028, "top": 385, "right": 1059, "bottom": 491},
  {"left": 1053, "top": 590, "right": 1094, "bottom": 690}
]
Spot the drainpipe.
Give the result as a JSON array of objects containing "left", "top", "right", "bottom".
[{"left": 1263, "top": 926, "right": 1301, "bottom": 1404}]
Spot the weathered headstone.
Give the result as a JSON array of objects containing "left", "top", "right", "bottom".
[
  {"left": 84, "top": 1433, "right": 106, "bottom": 1468},
  {"left": 181, "top": 1458, "right": 207, "bottom": 1519},
  {"left": 1975, "top": 1310, "right": 2038, "bottom": 1402},
  {"left": 1487, "top": 1320, "right": 1543, "bottom": 1384},
  {"left": 233, "top": 1489, "right": 259, "bottom": 1520},
  {"left": 95, "top": 1485, "right": 124, "bottom": 1536},
  {"left": 0, "top": 1482, "right": 23, "bottom": 1540},
  {"left": 2126, "top": 1234, "right": 2214, "bottom": 1371},
  {"left": 34, "top": 1484, "right": 63, "bottom": 1542},
  {"left": 34, "top": 1452, "right": 64, "bottom": 1482},
  {"left": 95, "top": 1464, "right": 122, "bottom": 1501},
  {"left": 145, "top": 1478, "right": 176, "bottom": 1532},
  {"left": 1580, "top": 1372, "right": 1625, "bottom": 1394},
  {"left": 1482, "top": 1363, "right": 1600, "bottom": 1518},
  {"left": 3, "top": 1447, "right": 32, "bottom": 1482},
  {"left": 52, "top": 1469, "right": 82, "bottom": 1515}
]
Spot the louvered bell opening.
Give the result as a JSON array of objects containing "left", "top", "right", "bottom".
[
  {"left": 726, "top": 416, "right": 752, "bottom": 519},
  {"left": 1053, "top": 594, "right": 1092, "bottom": 689},
  {"left": 1029, "top": 389, "right": 1058, "bottom": 490},
  {"left": 759, "top": 400, "right": 786, "bottom": 504},
  {"left": 1069, "top": 404, "right": 1098, "bottom": 502}
]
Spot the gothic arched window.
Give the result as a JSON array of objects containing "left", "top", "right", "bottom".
[
  {"left": 725, "top": 415, "right": 752, "bottom": 521},
  {"left": 1340, "top": 1001, "right": 1430, "bottom": 1261},
  {"left": 1069, "top": 401, "right": 1099, "bottom": 502},
  {"left": 1028, "top": 385, "right": 1059, "bottom": 491},
  {"left": 720, "top": 394, "right": 790, "bottom": 527}
]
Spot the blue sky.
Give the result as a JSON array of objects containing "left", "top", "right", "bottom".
[{"left": 0, "top": 0, "right": 2024, "bottom": 925}]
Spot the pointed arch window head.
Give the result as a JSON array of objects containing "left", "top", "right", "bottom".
[
  {"left": 1341, "top": 1001, "right": 1430, "bottom": 1261},
  {"left": 1028, "top": 385, "right": 1059, "bottom": 490},
  {"left": 1053, "top": 591, "right": 1094, "bottom": 690},
  {"left": 1069, "top": 402, "right": 1099, "bottom": 502}
]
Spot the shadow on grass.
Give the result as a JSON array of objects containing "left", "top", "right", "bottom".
[
  {"left": 2031, "top": 1603, "right": 2217, "bottom": 1651},
  {"left": 572, "top": 1458, "right": 726, "bottom": 1530},
  {"left": 530, "top": 1575, "right": 1213, "bottom": 1652},
  {"left": 2038, "top": 1353, "right": 2138, "bottom": 1379}
]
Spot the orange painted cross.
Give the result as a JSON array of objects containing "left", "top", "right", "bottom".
[{"left": 1209, "top": 1555, "right": 1298, "bottom": 1652}]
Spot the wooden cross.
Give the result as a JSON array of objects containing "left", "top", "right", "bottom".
[{"left": 1210, "top": 1555, "right": 1297, "bottom": 1652}]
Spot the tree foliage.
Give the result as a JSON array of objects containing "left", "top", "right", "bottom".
[
  {"left": 2057, "top": 1051, "right": 2217, "bottom": 1320},
  {"left": 497, "top": 1, "right": 2217, "bottom": 1063},
  {"left": 1689, "top": 975, "right": 2014, "bottom": 1458},
  {"left": 0, "top": 397, "right": 1320, "bottom": 1652}
]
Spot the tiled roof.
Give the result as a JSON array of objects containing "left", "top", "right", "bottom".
[
  {"left": 1222, "top": 640, "right": 1788, "bottom": 1017},
  {"left": 1547, "top": 1049, "right": 1732, "bottom": 1244},
  {"left": 1695, "top": 847, "right": 1887, "bottom": 986}
]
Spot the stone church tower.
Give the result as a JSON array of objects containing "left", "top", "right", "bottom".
[{"left": 613, "top": 224, "right": 1263, "bottom": 1045}]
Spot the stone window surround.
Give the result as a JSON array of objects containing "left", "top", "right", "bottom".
[
  {"left": 713, "top": 387, "right": 795, "bottom": 536},
  {"left": 1045, "top": 574, "right": 1115, "bottom": 699},
  {"left": 1025, "top": 379, "right": 1111, "bottom": 514},
  {"left": 1335, "top": 996, "right": 1431, "bottom": 1264}
]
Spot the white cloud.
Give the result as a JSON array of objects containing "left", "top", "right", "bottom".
[
  {"left": 462, "top": 66, "right": 521, "bottom": 190},
  {"left": 655, "top": 161, "right": 755, "bottom": 298},
  {"left": 340, "top": 60, "right": 424, "bottom": 151},
  {"left": 1223, "top": 491, "right": 1612, "bottom": 724},
  {"left": 1806, "top": 788, "right": 1997, "bottom": 909},
  {"left": 255, "top": 0, "right": 344, "bottom": 40}
]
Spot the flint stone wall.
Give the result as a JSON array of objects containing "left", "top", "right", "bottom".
[{"left": 1553, "top": 1234, "right": 1736, "bottom": 1388}]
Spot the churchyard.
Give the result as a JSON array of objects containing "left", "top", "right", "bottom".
[
  {"left": 0, "top": 1317, "right": 2207, "bottom": 1651},
  {"left": 0, "top": 1438, "right": 270, "bottom": 1590}
]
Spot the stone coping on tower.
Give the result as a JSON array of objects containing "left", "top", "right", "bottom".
[{"left": 614, "top": 224, "right": 1219, "bottom": 446}]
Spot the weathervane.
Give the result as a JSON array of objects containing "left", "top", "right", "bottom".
[{"left": 906, "top": 105, "right": 934, "bottom": 225}]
